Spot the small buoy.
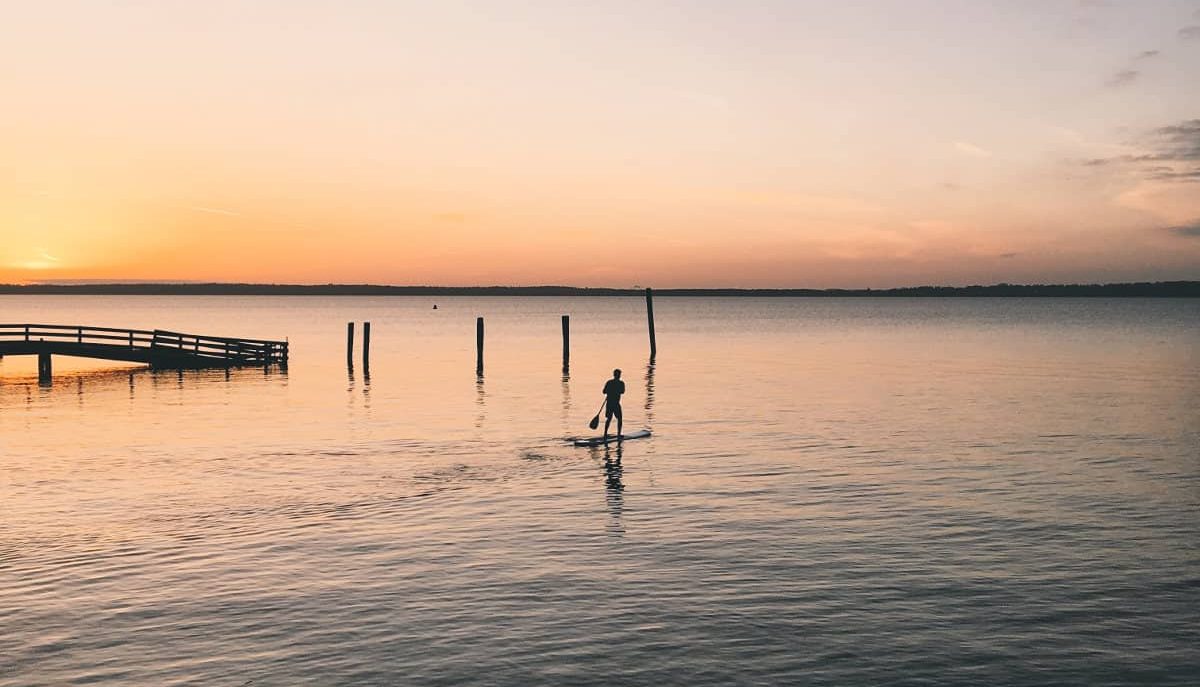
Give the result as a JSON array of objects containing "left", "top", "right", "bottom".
[{"left": 432, "top": 304, "right": 438, "bottom": 310}]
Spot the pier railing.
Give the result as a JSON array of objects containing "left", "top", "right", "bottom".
[{"left": 0, "top": 324, "right": 288, "bottom": 367}]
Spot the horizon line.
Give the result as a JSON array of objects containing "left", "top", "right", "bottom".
[{"left": 2, "top": 280, "right": 1198, "bottom": 297}]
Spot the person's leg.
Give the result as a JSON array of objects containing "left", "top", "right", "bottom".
[
  {"left": 615, "top": 405, "right": 623, "bottom": 439},
  {"left": 603, "top": 407, "right": 612, "bottom": 439}
]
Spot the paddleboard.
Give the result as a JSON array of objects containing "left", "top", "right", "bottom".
[{"left": 572, "top": 429, "right": 652, "bottom": 447}]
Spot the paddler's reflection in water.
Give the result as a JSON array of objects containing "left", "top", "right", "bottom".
[{"left": 602, "top": 443, "right": 624, "bottom": 535}]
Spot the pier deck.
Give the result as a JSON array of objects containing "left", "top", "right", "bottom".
[{"left": 0, "top": 324, "right": 287, "bottom": 381}]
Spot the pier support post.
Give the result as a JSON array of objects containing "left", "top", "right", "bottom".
[
  {"left": 645, "top": 287, "right": 657, "bottom": 358},
  {"left": 346, "top": 322, "right": 355, "bottom": 368},
  {"left": 476, "top": 317, "right": 484, "bottom": 376},
  {"left": 561, "top": 315, "right": 570, "bottom": 371},
  {"left": 38, "top": 352, "right": 52, "bottom": 384},
  {"left": 363, "top": 321, "right": 371, "bottom": 371}
]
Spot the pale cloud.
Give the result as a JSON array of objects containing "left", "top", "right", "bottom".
[
  {"left": 1051, "top": 126, "right": 1087, "bottom": 145},
  {"left": 189, "top": 206, "right": 242, "bottom": 217},
  {"left": 726, "top": 191, "right": 884, "bottom": 217},
  {"left": 1116, "top": 181, "right": 1200, "bottom": 224},
  {"left": 1052, "top": 125, "right": 1139, "bottom": 160},
  {"left": 7, "top": 250, "right": 62, "bottom": 270},
  {"left": 1180, "top": 26, "right": 1200, "bottom": 41},
  {"left": 907, "top": 219, "right": 957, "bottom": 233},
  {"left": 954, "top": 141, "right": 993, "bottom": 158}
]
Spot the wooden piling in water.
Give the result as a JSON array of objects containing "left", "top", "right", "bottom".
[
  {"left": 476, "top": 317, "right": 484, "bottom": 375},
  {"left": 346, "top": 322, "right": 355, "bottom": 368},
  {"left": 38, "top": 352, "right": 52, "bottom": 383},
  {"left": 645, "top": 287, "right": 657, "bottom": 357},
  {"left": 562, "top": 315, "right": 570, "bottom": 369},
  {"left": 363, "top": 321, "right": 371, "bottom": 370}
]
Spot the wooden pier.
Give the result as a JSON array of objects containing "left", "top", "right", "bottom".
[{"left": 0, "top": 324, "right": 288, "bottom": 382}]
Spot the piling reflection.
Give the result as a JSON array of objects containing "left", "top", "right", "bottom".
[
  {"left": 347, "top": 363, "right": 372, "bottom": 409},
  {"left": 475, "top": 373, "right": 487, "bottom": 428},
  {"left": 644, "top": 356, "right": 656, "bottom": 426},
  {"left": 561, "top": 371, "right": 571, "bottom": 424},
  {"left": 348, "top": 366, "right": 357, "bottom": 401},
  {"left": 362, "top": 367, "right": 371, "bottom": 408}
]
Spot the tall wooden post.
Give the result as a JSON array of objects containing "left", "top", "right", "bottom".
[
  {"left": 645, "top": 287, "right": 657, "bottom": 357},
  {"left": 346, "top": 322, "right": 355, "bottom": 368},
  {"left": 476, "top": 317, "right": 484, "bottom": 375},
  {"left": 362, "top": 321, "right": 371, "bottom": 370},
  {"left": 561, "top": 315, "right": 570, "bottom": 370}
]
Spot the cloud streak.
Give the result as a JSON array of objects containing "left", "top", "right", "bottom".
[
  {"left": 1180, "top": 26, "right": 1200, "bottom": 41},
  {"left": 1154, "top": 120, "right": 1200, "bottom": 159},
  {"left": 1078, "top": 119, "right": 1200, "bottom": 182},
  {"left": 1105, "top": 50, "right": 1162, "bottom": 88},
  {"left": 1167, "top": 221, "right": 1200, "bottom": 237},
  {"left": 1106, "top": 69, "right": 1139, "bottom": 87}
]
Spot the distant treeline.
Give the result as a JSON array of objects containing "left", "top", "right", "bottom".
[{"left": 1, "top": 281, "right": 1198, "bottom": 297}]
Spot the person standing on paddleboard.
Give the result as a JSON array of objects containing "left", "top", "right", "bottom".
[{"left": 602, "top": 369, "right": 625, "bottom": 441}]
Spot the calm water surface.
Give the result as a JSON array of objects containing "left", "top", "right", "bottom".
[{"left": 2, "top": 297, "right": 1198, "bottom": 686}]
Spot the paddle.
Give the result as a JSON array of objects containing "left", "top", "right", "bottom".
[{"left": 589, "top": 399, "right": 606, "bottom": 430}]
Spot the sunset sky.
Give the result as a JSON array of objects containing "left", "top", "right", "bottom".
[{"left": 2, "top": 0, "right": 1199, "bottom": 287}]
